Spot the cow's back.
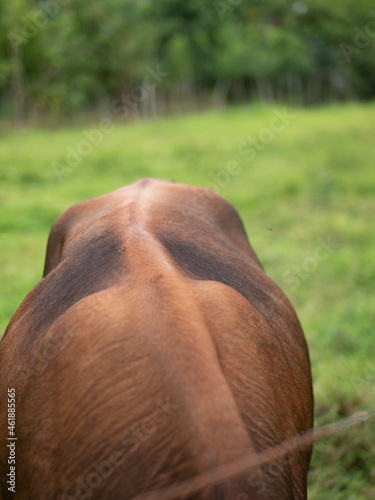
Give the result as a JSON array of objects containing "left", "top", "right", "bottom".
[{"left": 0, "top": 179, "right": 313, "bottom": 500}]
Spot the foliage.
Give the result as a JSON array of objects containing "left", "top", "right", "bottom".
[{"left": 1, "top": 0, "right": 375, "bottom": 121}]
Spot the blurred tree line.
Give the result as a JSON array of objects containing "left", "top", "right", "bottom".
[{"left": 1, "top": 0, "right": 375, "bottom": 123}]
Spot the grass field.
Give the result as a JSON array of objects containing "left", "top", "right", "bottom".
[{"left": 1, "top": 103, "right": 374, "bottom": 498}]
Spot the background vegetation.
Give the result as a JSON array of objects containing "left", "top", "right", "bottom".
[
  {"left": 1, "top": 0, "right": 374, "bottom": 497},
  {"left": 2, "top": 0, "right": 375, "bottom": 123},
  {"left": 1, "top": 103, "right": 374, "bottom": 498}
]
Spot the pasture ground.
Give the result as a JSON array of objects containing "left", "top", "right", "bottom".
[{"left": 1, "top": 103, "right": 374, "bottom": 499}]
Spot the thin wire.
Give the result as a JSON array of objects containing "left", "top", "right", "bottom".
[{"left": 131, "top": 409, "right": 374, "bottom": 500}]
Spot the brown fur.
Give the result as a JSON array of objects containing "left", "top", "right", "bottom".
[{"left": 0, "top": 179, "right": 313, "bottom": 499}]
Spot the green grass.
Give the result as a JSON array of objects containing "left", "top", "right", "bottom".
[{"left": 1, "top": 103, "right": 374, "bottom": 498}]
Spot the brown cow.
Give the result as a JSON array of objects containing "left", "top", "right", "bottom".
[{"left": 0, "top": 179, "right": 313, "bottom": 500}]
